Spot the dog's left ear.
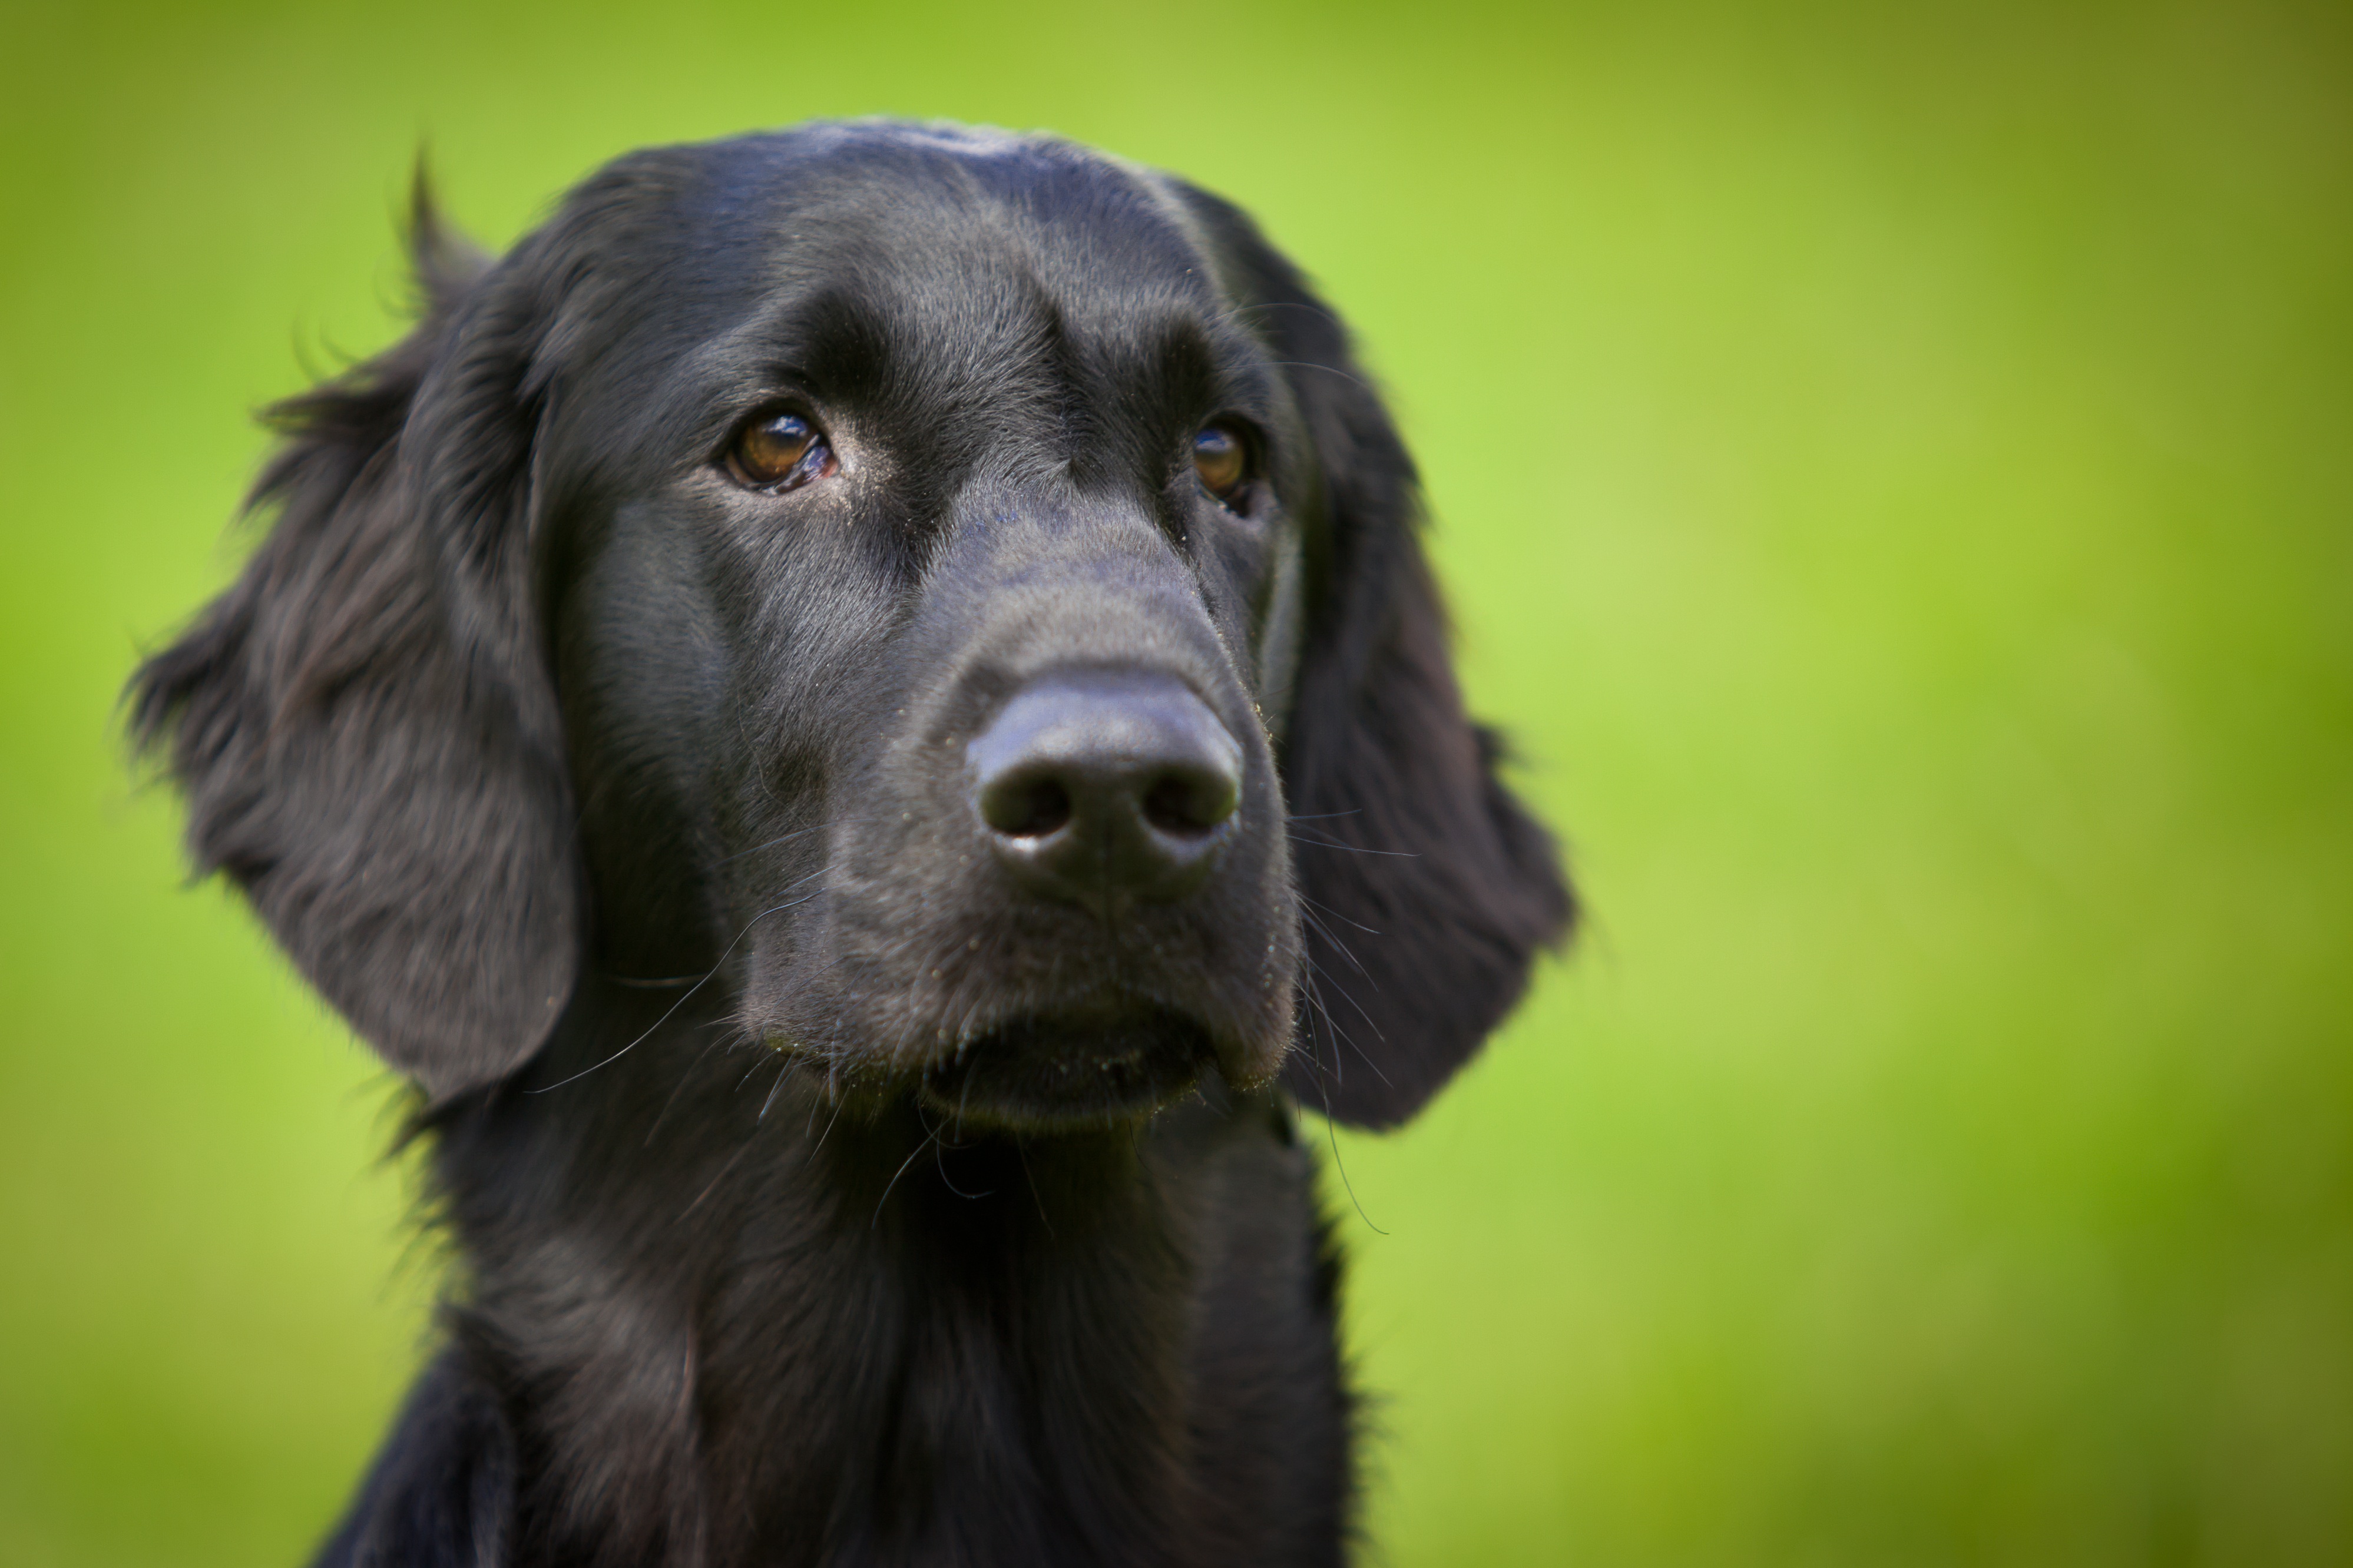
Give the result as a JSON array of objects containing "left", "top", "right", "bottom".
[
  {"left": 127, "top": 181, "right": 585, "bottom": 1102},
  {"left": 1171, "top": 183, "right": 1576, "bottom": 1129}
]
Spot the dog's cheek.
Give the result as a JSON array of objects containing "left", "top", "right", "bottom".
[
  {"left": 733, "top": 729, "right": 997, "bottom": 1066},
  {"left": 827, "top": 810, "right": 1008, "bottom": 1064},
  {"left": 1212, "top": 781, "right": 1305, "bottom": 1085}
]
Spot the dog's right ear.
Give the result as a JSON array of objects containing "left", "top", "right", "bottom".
[
  {"left": 1164, "top": 178, "right": 1574, "bottom": 1129},
  {"left": 128, "top": 181, "right": 583, "bottom": 1102}
]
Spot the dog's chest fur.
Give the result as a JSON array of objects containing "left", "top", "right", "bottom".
[{"left": 363, "top": 1022, "right": 1350, "bottom": 1567}]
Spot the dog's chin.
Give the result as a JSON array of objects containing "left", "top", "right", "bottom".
[{"left": 914, "top": 1006, "right": 1219, "bottom": 1131}]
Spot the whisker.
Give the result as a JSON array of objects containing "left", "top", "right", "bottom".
[
  {"left": 934, "top": 1126, "right": 992, "bottom": 1200},
  {"left": 1229, "top": 299, "right": 1347, "bottom": 332},
  {"left": 1300, "top": 952, "right": 1393, "bottom": 1083},
  {"left": 871, "top": 1122, "right": 942, "bottom": 1228},
  {"left": 1295, "top": 959, "right": 1351, "bottom": 1083},
  {"left": 1321, "top": 1102, "right": 1385, "bottom": 1235},
  {"left": 1287, "top": 830, "right": 1417, "bottom": 858},
  {"left": 1015, "top": 1136, "right": 1055, "bottom": 1238},
  {"left": 1298, "top": 891, "right": 1382, "bottom": 937},
  {"left": 1265, "top": 359, "right": 1379, "bottom": 396},
  {"left": 527, "top": 888, "right": 825, "bottom": 1094},
  {"left": 809, "top": 1092, "right": 846, "bottom": 1154},
  {"left": 713, "top": 818, "right": 839, "bottom": 866},
  {"left": 756, "top": 1052, "right": 795, "bottom": 1122},
  {"left": 1298, "top": 904, "right": 1379, "bottom": 987},
  {"left": 1289, "top": 972, "right": 1386, "bottom": 1235}
]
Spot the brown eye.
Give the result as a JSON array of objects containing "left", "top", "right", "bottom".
[
  {"left": 728, "top": 409, "right": 834, "bottom": 491},
  {"left": 1193, "top": 425, "right": 1247, "bottom": 503}
]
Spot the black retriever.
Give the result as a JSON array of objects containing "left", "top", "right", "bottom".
[{"left": 130, "top": 121, "right": 1570, "bottom": 1567}]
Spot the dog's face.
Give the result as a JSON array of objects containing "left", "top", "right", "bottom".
[
  {"left": 133, "top": 122, "right": 1570, "bottom": 1135},
  {"left": 552, "top": 129, "right": 1306, "bottom": 1125}
]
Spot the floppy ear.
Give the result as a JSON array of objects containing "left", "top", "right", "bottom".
[
  {"left": 128, "top": 184, "right": 584, "bottom": 1102},
  {"left": 1177, "top": 187, "right": 1575, "bottom": 1128}
]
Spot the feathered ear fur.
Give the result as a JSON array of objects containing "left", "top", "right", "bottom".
[
  {"left": 127, "top": 178, "right": 583, "bottom": 1102},
  {"left": 1177, "top": 185, "right": 1575, "bottom": 1128}
]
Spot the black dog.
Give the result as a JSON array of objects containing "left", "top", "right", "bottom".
[{"left": 131, "top": 121, "right": 1569, "bottom": 1567}]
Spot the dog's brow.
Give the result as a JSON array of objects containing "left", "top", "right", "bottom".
[{"left": 646, "top": 289, "right": 886, "bottom": 447}]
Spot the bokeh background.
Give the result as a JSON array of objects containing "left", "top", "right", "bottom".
[{"left": 4, "top": 1, "right": 2349, "bottom": 1562}]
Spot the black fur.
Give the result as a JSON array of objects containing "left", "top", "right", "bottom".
[{"left": 130, "top": 121, "right": 1570, "bottom": 1567}]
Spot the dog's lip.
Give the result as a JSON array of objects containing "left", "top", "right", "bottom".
[{"left": 911, "top": 1003, "right": 1220, "bottom": 1127}]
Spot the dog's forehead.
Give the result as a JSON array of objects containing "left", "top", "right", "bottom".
[
  {"left": 542, "top": 125, "right": 1280, "bottom": 478},
  {"left": 671, "top": 125, "right": 1232, "bottom": 364},
  {"left": 767, "top": 126, "right": 1207, "bottom": 296}
]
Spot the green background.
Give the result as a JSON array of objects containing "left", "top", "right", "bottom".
[{"left": 3, "top": 1, "right": 2348, "bottom": 1563}]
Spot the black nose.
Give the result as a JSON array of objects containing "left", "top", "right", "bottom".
[{"left": 968, "top": 671, "right": 1243, "bottom": 914}]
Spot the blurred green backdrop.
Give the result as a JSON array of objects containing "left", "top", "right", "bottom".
[{"left": 3, "top": 1, "right": 2349, "bottom": 1563}]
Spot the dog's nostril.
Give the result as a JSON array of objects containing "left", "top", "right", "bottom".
[
  {"left": 965, "top": 670, "right": 1244, "bottom": 907},
  {"left": 1141, "top": 770, "right": 1236, "bottom": 837},
  {"left": 984, "top": 777, "right": 1073, "bottom": 838}
]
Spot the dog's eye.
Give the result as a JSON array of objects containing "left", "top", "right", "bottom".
[
  {"left": 1193, "top": 425, "right": 1248, "bottom": 504},
  {"left": 727, "top": 409, "right": 835, "bottom": 492}
]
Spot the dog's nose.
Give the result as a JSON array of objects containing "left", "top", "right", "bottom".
[{"left": 968, "top": 671, "right": 1242, "bottom": 913}]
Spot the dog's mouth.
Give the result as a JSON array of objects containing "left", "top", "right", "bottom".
[{"left": 916, "top": 1005, "right": 1216, "bottom": 1129}]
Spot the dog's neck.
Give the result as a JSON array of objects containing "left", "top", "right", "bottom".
[{"left": 426, "top": 987, "right": 1230, "bottom": 1567}]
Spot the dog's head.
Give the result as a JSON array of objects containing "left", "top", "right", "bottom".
[{"left": 131, "top": 122, "right": 1570, "bottom": 1132}]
